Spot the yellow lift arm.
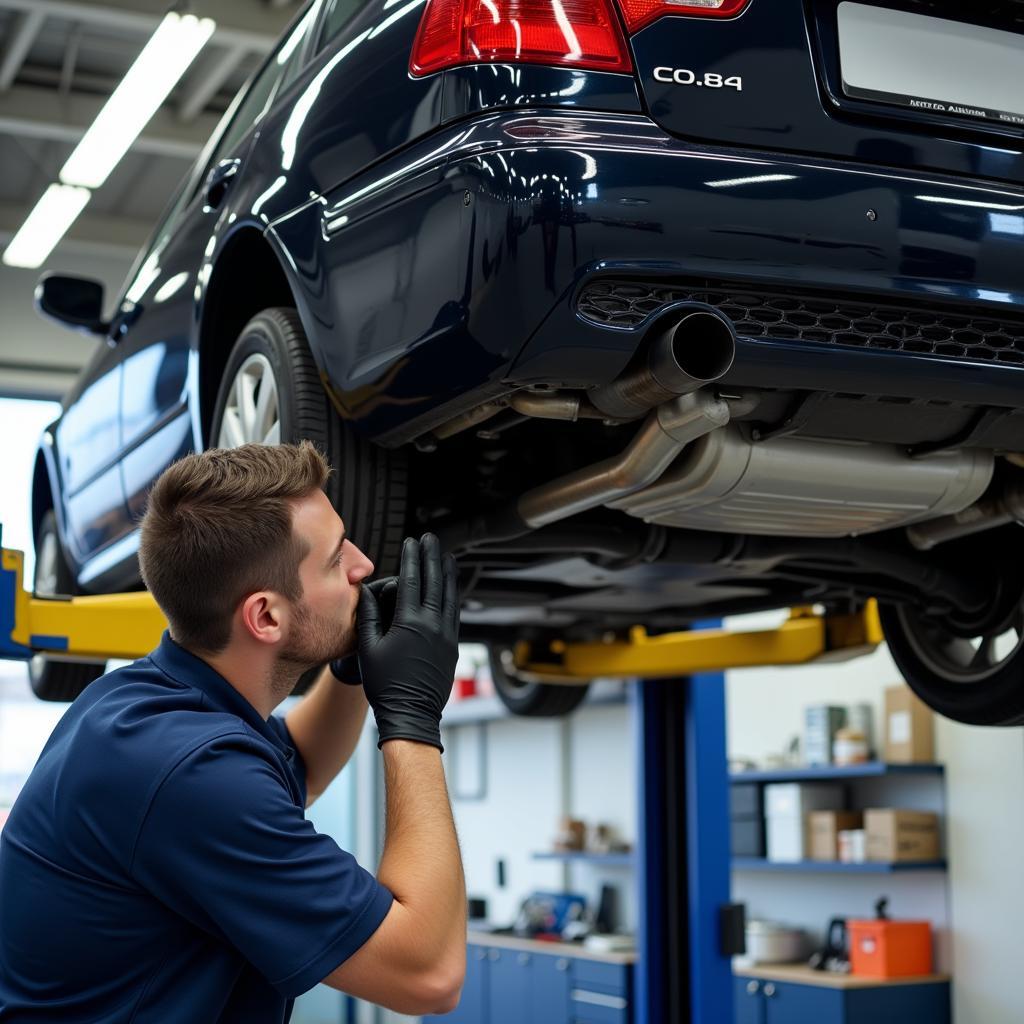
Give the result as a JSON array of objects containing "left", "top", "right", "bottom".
[
  {"left": 508, "top": 604, "right": 884, "bottom": 683},
  {"left": 1, "top": 540, "right": 882, "bottom": 675},
  {"left": 2, "top": 546, "right": 166, "bottom": 662}
]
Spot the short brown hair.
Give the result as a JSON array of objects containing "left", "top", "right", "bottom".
[{"left": 139, "top": 441, "right": 331, "bottom": 654}]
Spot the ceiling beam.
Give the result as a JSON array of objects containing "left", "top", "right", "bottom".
[
  {"left": 0, "top": 0, "right": 291, "bottom": 53},
  {"left": 0, "top": 360, "right": 80, "bottom": 401},
  {"left": 0, "top": 84, "right": 218, "bottom": 159},
  {"left": 0, "top": 8, "right": 45, "bottom": 90},
  {"left": 177, "top": 43, "right": 250, "bottom": 123},
  {"left": 0, "top": 199, "right": 152, "bottom": 256}
]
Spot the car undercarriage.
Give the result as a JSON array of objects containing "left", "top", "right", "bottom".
[{"left": 396, "top": 298, "right": 1024, "bottom": 722}]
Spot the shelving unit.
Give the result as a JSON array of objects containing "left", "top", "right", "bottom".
[
  {"left": 730, "top": 762, "right": 948, "bottom": 869},
  {"left": 532, "top": 851, "right": 635, "bottom": 866},
  {"left": 730, "top": 755, "right": 952, "bottom": 1020},
  {"left": 730, "top": 762, "right": 944, "bottom": 783},
  {"left": 731, "top": 857, "right": 947, "bottom": 873}
]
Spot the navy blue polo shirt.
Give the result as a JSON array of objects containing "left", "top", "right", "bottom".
[{"left": 0, "top": 632, "right": 393, "bottom": 1023}]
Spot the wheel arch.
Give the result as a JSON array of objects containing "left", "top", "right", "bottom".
[{"left": 197, "top": 226, "right": 311, "bottom": 446}]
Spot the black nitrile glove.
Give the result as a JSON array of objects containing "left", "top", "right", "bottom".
[
  {"left": 356, "top": 534, "right": 460, "bottom": 751},
  {"left": 329, "top": 577, "right": 399, "bottom": 685}
]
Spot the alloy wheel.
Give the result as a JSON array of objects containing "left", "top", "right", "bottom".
[
  {"left": 216, "top": 353, "right": 281, "bottom": 447},
  {"left": 896, "top": 604, "right": 1024, "bottom": 684}
]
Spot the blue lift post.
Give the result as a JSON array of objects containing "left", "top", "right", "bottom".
[{"left": 633, "top": 661, "right": 735, "bottom": 1023}]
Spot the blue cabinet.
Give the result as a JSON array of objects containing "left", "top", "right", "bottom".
[
  {"left": 487, "top": 947, "right": 529, "bottom": 1024},
  {"left": 459, "top": 946, "right": 489, "bottom": 1022},
  {"left": 735, "top": 977, "right": 764, "bottom": 1024},
  {"left": 764, "top": 980, "right": 840, "bottom": 1022},
  {"left": 533, "top": 952, "right": 573, "bottom": 1018},
  {"left": 571, "top": 959, "right": 631, "bottom": 1024},
  {"left": 427, "top": 943, "right": 631, "bottom": 1023},
  {"left": 734, "top": 973, "right": 951, "bottom": 1024},
  {"left": 488, "top": 947, "right": 574, "bottom": 1024}
]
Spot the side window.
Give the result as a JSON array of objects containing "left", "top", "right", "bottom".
[
  {"left": 120, "top": 183, "right": 193, "bottom": 306},
  {"left": 278, "top": 0, "right": 327, "bottom": 90},
  {"left": 207, "top": 0, "right": 324, "bottom": 166},
  {"left": 209, "top": 60, "right": 287, "bottom": 165},
  {"left": 318, "top": 0, "right": 369, "bottom": 48}
]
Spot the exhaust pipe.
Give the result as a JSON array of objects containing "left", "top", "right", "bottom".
[
  {"left": 517, "top": 391, "right": 731, "bottom": 529},
  {"left": 432, "top": 305, "right": 734, "bottom": 551},
  {"left": 588, "top": 303, "right": 737, "bottom": 420},
  {"left": 906, "top": 479, "right": 1024, "bottom": 551},
  {"left": 434, "top": 391, "right": 730, "bottom": 553}
]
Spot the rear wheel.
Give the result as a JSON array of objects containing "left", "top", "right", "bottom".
[
  {"left": 879, "top": 595, "right": 1024, "bottom": 726},
  {"left": 210, "top": 307, "right": 407, "bottom": 693},
  {"left": 488, "top": 644, "right": 591, "bottom": 717},
  {"left": 28, "top": 511, "right": 106, "bottom": 702}
]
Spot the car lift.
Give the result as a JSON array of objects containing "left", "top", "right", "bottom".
[
  {"left": 2, "top": 534, "right": 882, "bottom": 671},
  {"left": 0, "top": 528, "right": 883, "bottom": 1023}
]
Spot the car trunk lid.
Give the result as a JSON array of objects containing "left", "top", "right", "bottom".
[{"left": 625, "top": 0, "right": 1024, "bottom": 185}]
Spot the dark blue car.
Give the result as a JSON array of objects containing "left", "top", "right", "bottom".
[{"left": 30, "top": 0, "right": 1024, "bottom": 725}]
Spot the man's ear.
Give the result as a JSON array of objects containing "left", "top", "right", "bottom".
[{"left": 239, "top": 591, "right": 285, "bottom": 645}]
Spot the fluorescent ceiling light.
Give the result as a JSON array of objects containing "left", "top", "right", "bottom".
[
  {"left": 3, "top": 184, "right": 91, "bottom": 268},
  {"left": 61, "top": 13, "right": 215, "bottom": 189}
]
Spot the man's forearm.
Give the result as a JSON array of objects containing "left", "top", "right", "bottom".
[
  {"left": 378, "top": 741, "right": 466, "bottom": 975},
  {"left": 285, "top": 666, "right": 369, "bottom": 804}
]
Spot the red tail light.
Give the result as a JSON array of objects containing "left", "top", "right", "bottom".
[
  {"left": 410, "top": 0, "right": 634, "bottom": 77},
  {"left": 617, "top": 0, "right": 751, "bottom": 34}
]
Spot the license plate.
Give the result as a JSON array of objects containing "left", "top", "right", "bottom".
[{"left": 838, "top": 2, "right": 1024, "bottom": 129}]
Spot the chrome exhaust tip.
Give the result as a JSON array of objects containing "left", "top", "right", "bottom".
[{"left": 589, "top": 303, "right": 737, "bottom": 420}]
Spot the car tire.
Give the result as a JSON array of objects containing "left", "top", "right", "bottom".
[
  {"left": 210, "top": 308, "right": 407, "bottom": 695},
  {"left": 879, "top": 599, "right": 1024, "bottom": 726},
  {"left": 28, "top": 511, "right": 107, "bottom": 702},
  {"left": 488, "top": 644, "right": 591, "bottom": 717}
]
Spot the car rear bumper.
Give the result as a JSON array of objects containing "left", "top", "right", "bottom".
[
  {"left": 292, "top": 109, "right": 1024, "bottom": 442},
  {"left": 464, "top": 112, "right": 1024, "bottom": 390}
]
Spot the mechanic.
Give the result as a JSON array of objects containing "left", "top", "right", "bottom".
[{"left": 0, "top": 441, "right": 467, "bottom": 1022}]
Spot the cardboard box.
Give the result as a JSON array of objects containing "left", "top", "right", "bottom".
[
  {"left": 804, "top": 704, "right": 847, "bottom": 766},
  {"left": 808, "top": 810, "right": 864, "bottom": 861},
  {"left": 864, "top": 809, "right": 940, "bottom": 862},
  {"left": 884, "top": 685, "right": 934, "bottom": 763}
]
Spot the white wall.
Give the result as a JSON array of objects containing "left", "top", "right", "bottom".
[
  {"left": 726, "top": 611, "right": 1024, "bottom": 1024},
  {"left": 443, "top": 698, "right": 638, "bottom": 935},
  {"left": 445, "top": 714, "right": 566, "bottom": 925},
  {"left": 938, "top": 720, "right": 1024, "bottom": 1024},
  {"left": 566, "top": 703, "right": 637, "bottom": 933}
]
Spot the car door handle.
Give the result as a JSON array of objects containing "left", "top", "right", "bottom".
[{"left": 203, "top": 159, "right": 240, "bottom": 211}]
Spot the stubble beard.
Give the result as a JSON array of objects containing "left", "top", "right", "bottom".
[{"left": 270, "top": 598, "right": 357, "bottom": 701}]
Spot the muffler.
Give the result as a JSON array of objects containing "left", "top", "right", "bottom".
[{"left": 588, "top": 303, "right": 737, "bottom": 420}]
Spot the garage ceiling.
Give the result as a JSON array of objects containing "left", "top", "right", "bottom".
[{"left": 0, "top": 0, "right": 301, "bottom": 399}]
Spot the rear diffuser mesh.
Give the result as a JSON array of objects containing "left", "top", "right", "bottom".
[{"left": 576, "top": 278, "right": 1024, "bottom": 365}]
